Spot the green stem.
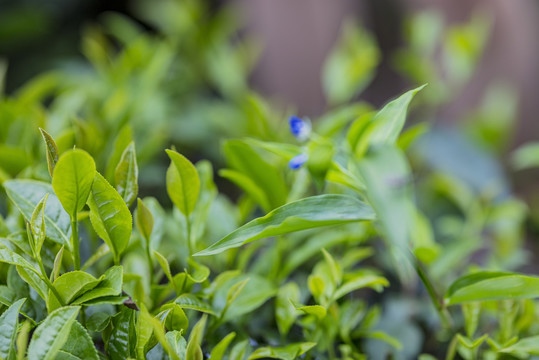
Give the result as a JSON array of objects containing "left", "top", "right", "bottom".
[
  {"left": 415, "top": 260, "right": 453, "bottom": 330},
  {"left": 185, "top": 214, "right": 192, "bottom": 257},
  {"left": 71, "top": 217, "right": 80, "bottom": 270},
  {"left": 38, "top": 260, "right": 65, "bottom": 306},
  {"left": 146, "top": 245, "right": 153, "bottom": 284}
]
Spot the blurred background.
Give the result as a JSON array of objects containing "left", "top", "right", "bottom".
[
  {"left": 2, "top": 0, "right": 539, "bottom": 207},
  {"left": 2, "top": 0, "right": 538, "bottom": 141}
]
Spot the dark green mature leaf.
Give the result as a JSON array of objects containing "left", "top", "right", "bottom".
[
  {"left": 445, "top": 271, "right": 539, "bottom": 305},
  {"left": 368, "top": 85, "right": 425, "bottom": 146},
  {"left": 0, "top": 298, "right": 25, "bottom": 360},
  {"left": 88, "top": 173, "right": 132, "bottom": 263},
  {"left": 52, "top": 149, "right": 96, "bottom": 216},
  {"left": 166, "top": 149, "right": 200, "bottom": 216},
  {"left": 106, "top": 307, "right": 136, "bottom": 360},
  {"left": 27, "top": 306, "right": 80, "bottom": 360},
  {"left": 248, "top": 342, "right": 316, "bottom": 360},
  {"left": 196, "top": 194, "right": 375, "bottom": 256},
  {"left": 56, "top": 321, "right": 99, "bottom": 360},
  {"left": 115, "top": 141, "right": 138, "bottom": 207},
  {"left": 39, "top": 128, "right": 59, "bottom": 177},
  {"left": 4, "top": 180, "right": 71, "bottom": 246}
]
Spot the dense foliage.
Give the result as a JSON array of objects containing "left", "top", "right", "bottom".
[{"left": 2, "top": 2, "right": 539, "bottom": 360}]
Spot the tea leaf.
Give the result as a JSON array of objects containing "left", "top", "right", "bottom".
[
  {"left": 88, "top": 173, "right": 132, "bottom": 263},
  {"left": 165, "top": 149, "right": 200, "bottom": 216},
  {"left": 0, "top": 298, "right": 25, "bottom": 360},
  {"left": 135, "top": 198, "right": 154, "bottom": 243},
  {"left": 27, "top": 306, "right": 80, "bottom": 360},
  {"left": 30, "top": 194, "right": 48, "bottom": 256},
  {"left": 276, "top": 282, "right": 299, "bottom": 335},
  {"left": 209, "top": 332, "right": 236, "bottom": 360},
  {"left": 52, "top": 149, "right": 96, "bottom": 216},
  {"left": 115, "top": 141, "right": 138, "bottom": 207},
  {"left": 39, "top": 128, "right": 59, "bottom": 177},
  {"left": 57, "top": 321, "right": 99, "bottom": 360},
  {"left": 174, "top": 294, "right": 216, "bottom": 316},
  {"left": 4, "top": 180, "right": 71, "bottom": 246},
  {"left": 197, "top": 194, "right": 375, "bottom": 256},
  {"left": 47, "top": 271, "right": 101, "bottom": 312},
  {"left": 248, "top": 342, "right": 316, "bottom": 360},
  {"left": 445, "top": 271, "right": 539, "bottom": 305},
  {"left": 369, "top": 85, "right": 425, "bottom": 146},
  {"left": 158, "top": 304, "right": 188, "bottom": 333},
  {"left": 185, "top": 315, "right": 206, "bottom": 360}
]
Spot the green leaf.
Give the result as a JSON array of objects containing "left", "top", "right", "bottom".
[
  {"left": 88, "top": 172, "right": 132, "bottom": 263},
  {"left": 56, "top": 321, "right": 99, "bottom": 360},
  {"left": 158, "top": 304, "right": 188, "bottom": 333},
  {"left": 0, "top": 243, "right": 39, "bottom": 274},
  {"left": 135, "top": 198, "right": 154, "bottom": 243},
  {"left": 154, "top": 250, "right": 173, "bottom": 285},
  {"left": 115, "top": 142, "right": 138, "bottom": 207},
  {"left": 248, "top": 342, "right": 316, "bottom": 360},
  {"left": 511, "top": 142, "right": 539, "bottom": 170},
  {"left": 276, "top": 282, "right": 300, "bottom": 335},
  {"left": 135, "top": 308, "right": 153, "bottom": 360},
  {"left": 71, "top": 266, "right": 123, "bottom": 305},
  {"left": 47, "top": 271, "right": 101, "bottom": 312},
  {"left": 292, "top": 301, "right": 327, "bottom": 320},
  {"left": 209, "top": 332, "right": 236, "bottom": 360},
  {"left": 30, "top": 194, "right": 48, "bottom": 256},
  {"left": 27, "top": 306, "right": 80, "bottom": 360},
  {"left": 106, "top": 307, "right": 136, "bottom": 360},
  {"left": 165, "top": 331, "right": 187, "bottom": 360},
  {"left": 3, "top": 180, "right": 71, "bottom": 246},
  {"left": 369, "top": 85, "right": 426, "bottom": 146},
  {"left": 185, "top": 315, "right": 206, "bottom": 360},
  {"left": 87, "top": 312, "right": 111, "bottom": 332},
  {"left": 165, "top": 149, "right": 200, "bottom": 216},
  {"left": 51, "top": 245, "right": 64, "bottom": 282},
  {"left": 52, "top": 149, "right": 96, "bottom": 216},
  {"left": 0, "top": 298, "right": 25, "bottom": 360},
  {"left": 196, "top": 194, "right": 375, "bottom": 256},
  {"left": 174, "top": 294, "right": 216, "bottom": 316},
  {"left": 499, "top": 335, "right": 539, "bottom": 357},
  {"left": 223, "top": 140, "right": 287, "bottom": 211},
  {"left": 332, "top": 272, "right": 389, "bottom": 301},
  {"left": 445, "top": 271, "right": 539, "bottom": 305},
  {"left": 39, "top": 128, "right": 59, "bottom": 177},
  {"left": 17, "top": 266, "right": 48, "bottom": 302}
]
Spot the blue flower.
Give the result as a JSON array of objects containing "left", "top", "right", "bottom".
[
  {"left": 289, "top": 153, "right": 308, "bottom": 170},
  {"left": 289, "top": 116, "right": 311, "bottom": 141}
]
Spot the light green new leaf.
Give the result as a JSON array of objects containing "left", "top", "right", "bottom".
[
  {"left": 88, "top": 173, "right": 132, "bottom": 263},
  {"left": 56, "top": 321, "right": 99, "bottom": 360},
  {"left": 166, "top": 149, "right": 200, "bottom": 216},
  {"left": 158, "top": 304, "right": 188, "bottom": 333},
  {"left": 511, "top": 142, "right": 539, "bottom": 170},
  {"left": 0, "top": 243, "right": 39, "bottom": 274},
  {"left": 135, "top": 198, "right": 154, "bottom": 243},
  {"left": 52, "top": 149, "right": 96, "bottom": 216},
  {"left": 39, "top": 128, "right": 59, "bottom": 177},
  {"left": 0, "top": 298, "right": 25, "bottom": 360},
  {"left": 30, "top": 194, "right": 48, "bottom": 256},
  {"left": 332, "top": 272, "right": 389, "bottom": 301},
  {"left": 369, "top": 85, "right": 426, "bottom": 146},
  {"left": 27, "top": 306, "right": 80, "bottom": 360},
  {"left": 71, "top": 266, "right": 123, "bottom": 305},
  {"left": 248, "top": 342, "right": 316, "bottom": 360},
  {"left": 210, "top": 332, "right": 236, "bottom": 360},
  {"left": 291, "top": 301, "right": 327, "bottom": 320},
  {"left": 154, "top": 250, "right": 173, "bottom": 285},
  {"left": 47, "top": 271, "right": 101, "bottom": 312},
  {"left": 196, "top": 194, "right": 375, "bottom": 256},
  {"left": 115, "top": 142, "right": 138, "bottom": 207},
  {"left": 445, "top": 271, "right": 539, "bottom": 305},
  {"left": 174, "top": 294, "right": 216, "bottom": 316},
  {"left": 499, "top": 335, "right": 539, "bottom": 357},
  {"left": 185, "top": 315, "right": 207, "bottom": 360},
  {"left": 276, "top": 282, "right": 300, "bottom": 335},
  {"left": 4, "top": 180, "right": 71, "bottom": 246}
]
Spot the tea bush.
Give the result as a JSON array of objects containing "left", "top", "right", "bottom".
[{"left": 1, "top": 4, "right": 539, "bottom": 360}]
